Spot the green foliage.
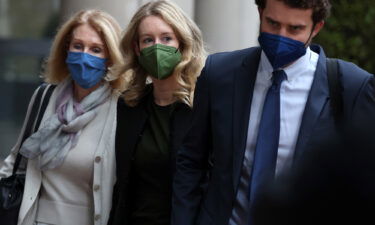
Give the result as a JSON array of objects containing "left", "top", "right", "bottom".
[{"left": 314, "top": 0, "right": 375, "bottom": 73}]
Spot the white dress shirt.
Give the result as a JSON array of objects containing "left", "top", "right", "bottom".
[
  {"left": 246, "top": 47, "right": 318, "bottom": 175},
  {"left": 229, "top": 47, "right": 318, "bottom": 225}
]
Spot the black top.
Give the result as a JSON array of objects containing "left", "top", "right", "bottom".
[
  {"left": 130, "top": 98, "right": 173, "bottom": 225},
  {"left": 108, "top": 86, "right": 193, "bottom": 225}
]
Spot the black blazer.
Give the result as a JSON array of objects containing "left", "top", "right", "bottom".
[
  {"left": 108, "top": 88, "right": 192, "bottom": 225},
  {"left": 172, "top": 45, "right": 375, "bottom": 225}
]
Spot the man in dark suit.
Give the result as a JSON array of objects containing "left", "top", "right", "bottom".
[{"left": 172, "top": 0, "right": 375, "bottom": 225}]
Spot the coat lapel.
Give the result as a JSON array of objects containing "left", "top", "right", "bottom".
[
  {"left": 293, "top": 45, "right": 330, "bottom": 161},
  {"left": 115, "top": 97, "right": 148, "bottom": 177},
  {"left": 232, "top": 48, "right": 261, "bottom": 190}
]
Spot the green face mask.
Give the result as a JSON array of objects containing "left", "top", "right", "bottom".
[{"left": 138, "top": 44, "right": 182, "bottom": 80}]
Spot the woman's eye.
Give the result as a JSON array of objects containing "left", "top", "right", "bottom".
[
  {"left": 72, "top": 43, "right": 83, "bottom": 50},
  {"left": 162, "top": 36, "right": 172, "bottom": 42},
  {"left": 142, "top": 38, "right": 153, "bottom": 44},
  {"left": 92, "top": 47, "right": 102, "bottom": 53}
]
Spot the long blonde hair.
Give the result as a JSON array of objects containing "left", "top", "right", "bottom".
[
  {"left": 120, "top": 0, "right": 206, "bottom": 107},
  {"left": 44, "top": 9, "right": 125, "bottom": 90}
]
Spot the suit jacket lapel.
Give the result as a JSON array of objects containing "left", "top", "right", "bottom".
[
  {"left": 294, "top": 46, "right": 329, "bottom": 161},
  {"left": 232, "top": 48, "right": 261, "bottom": 190}
]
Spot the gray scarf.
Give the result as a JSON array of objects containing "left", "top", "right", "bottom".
[{"left": 20, "top": 79, "right": 111, "bottom": 170}]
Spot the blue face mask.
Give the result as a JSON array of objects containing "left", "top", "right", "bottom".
[
  {"left": 258, "top": 32, "right": 307, "bottom": 70},
  {"left": 66, "top": 51, "right": 107, "bottom": 89}
]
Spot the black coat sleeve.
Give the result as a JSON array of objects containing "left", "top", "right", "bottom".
[{"left": 171, "top": 56, "right": 213, "bottom": 225}]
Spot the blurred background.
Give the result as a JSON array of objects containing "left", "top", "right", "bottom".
[{"left": 0, "top": 0, "right": 374, "bottom": 159}]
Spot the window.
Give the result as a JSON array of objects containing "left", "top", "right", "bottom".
[{"left": 0, "top": 0, "right": 60, "bottom": 159}]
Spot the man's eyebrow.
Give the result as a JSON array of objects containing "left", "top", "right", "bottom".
[
  {"left": 288, "top": 24, "right": 307, "bottom": 29},
  {"left": 265, "top": 16, "right": 307, "bottom": 28},
  {"left": 265, "top": 16, "right": 279, "bottom": 23}
]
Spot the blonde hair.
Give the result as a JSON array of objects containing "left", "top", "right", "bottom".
[
  {"left": 120, "top": 0, "right": 206, "bottom": 107},
  {"left": 43, "top": 9, "right": 125, "bottom": 91}
]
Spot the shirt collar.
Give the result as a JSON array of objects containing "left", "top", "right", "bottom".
[{"left": 259, "top": 47, "right": 313, "bottom": 82}]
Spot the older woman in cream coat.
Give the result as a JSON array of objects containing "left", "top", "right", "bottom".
[{"left": 0, "top": 9, "right": 124, "bottom": 225}]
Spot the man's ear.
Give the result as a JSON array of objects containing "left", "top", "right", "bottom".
[
  {"left": 311, "top": 20, "right": 325, "bottom": 39},
  {"left": 258, "top": 7, "right": 263, "bottom": 20}
]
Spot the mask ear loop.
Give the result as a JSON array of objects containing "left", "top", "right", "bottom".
[{"left": 304, "top": 23, "right": 316, "bottom": 47}]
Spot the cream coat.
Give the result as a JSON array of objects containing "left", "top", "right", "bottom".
[{"left": 0, "top": 83, "right": 118, "bottom": 225}]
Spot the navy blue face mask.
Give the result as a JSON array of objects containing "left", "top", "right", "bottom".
[
  {"left": 66, "top": 51, "right": 107, "bottom": 89},
  {"left": 258, "top": 32, "right": 307, "bottom": 70}
]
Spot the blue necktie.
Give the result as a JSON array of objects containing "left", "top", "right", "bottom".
[{"left": 248, "top": 70, "right": 287, "bottom": 222}]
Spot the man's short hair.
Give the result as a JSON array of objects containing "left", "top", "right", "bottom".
[{"left": 255, "top": 0, "right": 332, "bottom": 24}]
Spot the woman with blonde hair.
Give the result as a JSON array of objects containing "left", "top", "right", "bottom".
[
  {"left": 0, "top": 9, "right": 124, "bottom": 225},
  {"left": 108, "top": 1, "right": 206, "bottom": 224}
]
